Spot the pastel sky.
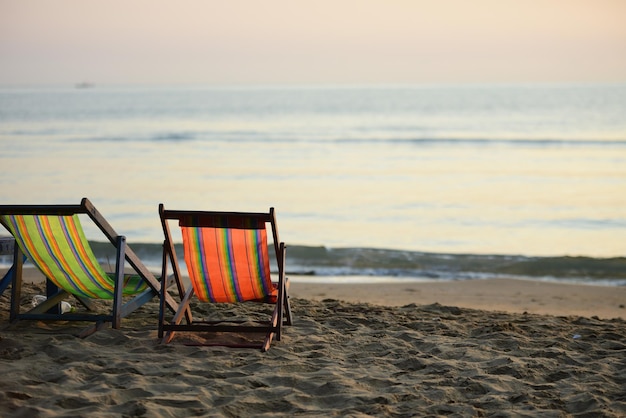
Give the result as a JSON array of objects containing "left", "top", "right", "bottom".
[{"left": 1, "top": 0, "right": 625, "bottom": 85}]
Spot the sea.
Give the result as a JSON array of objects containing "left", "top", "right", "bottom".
[{"left": 1, "top": 83, "right": 625, "bottom": 285}]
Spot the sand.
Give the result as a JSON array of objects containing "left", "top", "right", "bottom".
[
  {"left": 1, "top": 268, "right": 625, "bottom": 416},
  {"left": 291, "top": 277, "right": 626, "bottom": 320}
]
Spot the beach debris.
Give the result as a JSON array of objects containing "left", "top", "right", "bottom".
[
  {"left": 31, "top": 295, "right": 74, "bottom": 313},
  {"left": 31, "top": 295, "right": 46, "bottom": 307},
  {"left": 573, "top": 334, "right": 582, "bottom": 339}
]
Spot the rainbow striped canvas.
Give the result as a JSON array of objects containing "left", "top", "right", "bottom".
[
  {"left": 1, "top": 214, "right": 146, "bottom": 299},
  {"left": 181, "top": 225, "right": 275, "bottom": 303}
]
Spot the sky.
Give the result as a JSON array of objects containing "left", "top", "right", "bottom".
[{"left": 1, "top": 0, "right": 625, "bottom": 86}]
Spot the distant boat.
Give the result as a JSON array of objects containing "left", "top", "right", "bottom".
[{"left": 75, "top": 82, "right": 95, "bottom": 89}]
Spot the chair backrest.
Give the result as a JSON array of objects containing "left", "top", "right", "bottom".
[
  {"left": 0, "top": 214, "right": 145, "bottom": 299},
  {"left": 162, "top": 209, "right": 279, "bottom": 303}
]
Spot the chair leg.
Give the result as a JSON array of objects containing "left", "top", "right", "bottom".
[
  {"left": 158, "top": 242, "right": 168, "bottom": 339},
  {"left": 0, "top": 242, "right": 24, "bottom": 296},
  {"left": 45, "top": 278, "right": 61, "bottom": 315},
  {"left": 283, "top": 278, "right": 293, "bottom": 326},
  {"left": 161, "top": 287, "right": 195, "bottom": 344},
  {"left": 261, "top": 334, "right": 274, "bottom": 352},
  {"left": 111, "top": 236, "right": 126, "bottom": 329},
  {"left": 9, "top": 245, "right": 24, "bottom": 323},
  {"left": 276, "top": 292, "right": 284, "bottom": 341}
]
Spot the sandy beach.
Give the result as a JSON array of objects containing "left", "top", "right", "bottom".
[
  {"left": 1, "top": 268, "right": 625, "bottom": 416},
  {"left": 291, "top": 277, "right": 626, "bottom": 320}
]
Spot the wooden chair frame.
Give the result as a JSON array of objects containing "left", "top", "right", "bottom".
[
  {"left": 0, "top": 198, "right": 179, "bottom": 337},
  {"left": 158, "top": 204, "right": 292, "bottom": 351}
]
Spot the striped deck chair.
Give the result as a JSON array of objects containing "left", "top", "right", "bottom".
[
  {"left": 159, "top": 204, "right": 292, "bottom": 351},
  {"left": 0, "top": 198, "right": 179, "bottom": 337}
]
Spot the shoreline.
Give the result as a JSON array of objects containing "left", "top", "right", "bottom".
[{"left": 4, "top": 267, "right": 625, "bottom": 320}]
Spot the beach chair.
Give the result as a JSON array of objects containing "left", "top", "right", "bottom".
[
  {"left": 158, "top": 204, "right": 292, "bottom": 351},
  {"left": 0, "top": 198, "right": 179, "bottom": 337}
]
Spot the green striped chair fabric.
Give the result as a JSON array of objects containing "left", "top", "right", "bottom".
[{"left": 1, "top": 214, "right": 147, "bottom": 299}]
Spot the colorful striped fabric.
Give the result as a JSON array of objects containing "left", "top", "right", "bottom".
[
  {"left": 181, "top": 225, "right": 276, "bottom": 303},
  {"left": 1, "top": 214, "right": 147, "bottom": 299}
]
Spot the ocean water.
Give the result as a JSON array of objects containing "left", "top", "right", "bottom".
[{"left": 1, "top": 84, "right": 625, "bottom": 284}]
